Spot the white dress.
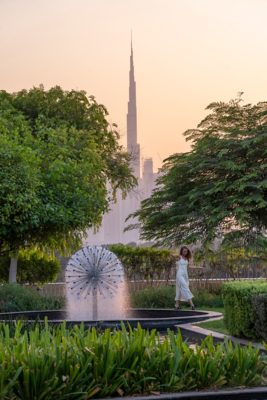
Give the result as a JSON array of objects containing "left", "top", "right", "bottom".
[{"left": 175, "top": 258, "right": 193, "bottom": 301}]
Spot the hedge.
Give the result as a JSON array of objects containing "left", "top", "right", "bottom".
[
  {"left": 222, "top": 280, "right": 267, "bottom": 340},
  {"left": 0, "top": 249, "right": 60, "bottom": 284},
  {"left": 131, "top": 285, "right": 224, "bottom": 309},
  {"left": 0, "top": 284, "right": 64, "bottom": 312},
  {"left": 253, "top": 294, "right": 267, "bottom": 341},
  {"left": 109, "top": 244, "right": 176, "bottom": 281}
]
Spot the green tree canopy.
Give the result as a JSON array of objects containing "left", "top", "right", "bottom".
[
  {"left": 0, "top": 86, "right": 136, "bottom": 281},
  {"left": 130, "top": 96, "right": 267, "bottom": 246},
  {"left": 0, "top": 134, "right": 41, "bottom": 253},
  {"left": 9, "top": 85, "right": 136, "bottom": 196}
]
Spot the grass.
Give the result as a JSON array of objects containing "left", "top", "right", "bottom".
[
  {"left": 197, "top": 305, "right": 225, "bottom": 313},
  {"left": 197, "top": 318, "right": 229, "bottom": 335},
  {"left": 194, "top": 305, "right": 228, "bottom": 335},
  {"left": 187, "top": 305, "right": 228, "bottom": 335}
]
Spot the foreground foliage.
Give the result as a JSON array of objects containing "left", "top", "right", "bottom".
[
  {"left": 0, "top": 323, "right": 265, "bottom": 399},
  {"left": 222, "top": 280, "right": 267, "bottom": 340}
]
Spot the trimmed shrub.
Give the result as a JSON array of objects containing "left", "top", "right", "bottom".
[
  {"left": 222, "top": 280, "right": 267, "bottom": 339},
  {"left": 109, "top": 244, "right": 177, "bottom": 281},
  {"left": 253, "top": 294, "right": 267, "bottom": 341},
  {"left": 131, "top": 285, "right": 223, "bottom": 309},
  {"left": 0, "top": 249, "right": 60, "bottom": 284},
  {"left": 132, "top": 286, "right": 176, "bottom": 308},
  {"left": 0, "top": 284, "right": 64, "bottom": 312},
  {"left": 193, "top": 287, "right": 224, "bottom": 308}
]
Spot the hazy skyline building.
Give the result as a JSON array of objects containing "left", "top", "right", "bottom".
[
  {"left": 142, "top": 158, "right": 157, "bottom": 199},
  {"left": 120, "top": 38, "right": 141, "bottom": 243},
  {"left": 85, "top": 39, "right": 157, "bottom": 245},
  {"left": 127, "top": 39, "right": 140, "bottom": 179}
]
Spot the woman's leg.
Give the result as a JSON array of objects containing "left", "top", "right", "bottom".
[
  {"left": 175, "top": 279, "right": 181, "bottom": 308},
  {"left": 188, "top": 298, "right": 195, "bottom": 309},
  {"left": 175, "top": 299, "right": 181, "bottom": 309}
]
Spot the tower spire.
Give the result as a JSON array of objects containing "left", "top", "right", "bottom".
[{"left": 127, "top": 34, "right": 140, "bottom": 179}]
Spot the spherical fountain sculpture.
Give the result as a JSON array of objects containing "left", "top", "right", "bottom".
[
  {"left": 65, "top": 246, "right": 127, "bottom": 321},
  {"left": 0, "top": 246, "right": 219, "bottom": 331}
]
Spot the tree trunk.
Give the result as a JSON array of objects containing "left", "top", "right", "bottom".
[{"left": 9, "top": 253, "right": 18, "bottom": 283}]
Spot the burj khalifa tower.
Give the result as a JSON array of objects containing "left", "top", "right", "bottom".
[{"left": 127, "top": 38, "right": 140, "bottom": 180}]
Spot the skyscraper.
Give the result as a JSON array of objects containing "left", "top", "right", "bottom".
[
  {"left": 127, "top": 38, "right": 140, "bottom": 179},
  {"left": 85, "top": 38, "right": 157, "bottom": 246}
]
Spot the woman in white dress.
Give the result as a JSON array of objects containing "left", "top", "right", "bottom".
[{"left": 175, "top": 246, "right": 195, "bottom": 310}]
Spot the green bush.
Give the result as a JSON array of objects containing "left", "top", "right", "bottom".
[
  {"left": 131, "top": 285, "right": 223, "bottom": 308},
  {"left": 253, "top": 294, "right": 267, "bottom": 341},
  {"left": 109, "top": 244, "right": 176, "bottom": 280},
  {"left": 193, "top": 287, "right": 224, "bottom": 308},
  {"left": 0, "top": 249, "right": 60, "bottom": 284},
  {"left": 0, "top": 323, "right": 264, "bottom": 398},
  {"left": 131, "top": 286, "right": 176, "bottom": 308},
  {"left": 222, "top": 280, "right": 267, "bottom": 339},
  {"left": 0, "top": 284, "right": 64, "bottom": 312}
]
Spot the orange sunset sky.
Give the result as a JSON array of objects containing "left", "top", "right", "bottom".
[{"left": 1, "top": 0, "right": 267, "bottom": 170}]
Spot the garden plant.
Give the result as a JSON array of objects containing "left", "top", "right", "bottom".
[
  {"left": 222, "top": 280, "right": 267, "bottom": 340},
  {"left": 0, "top": 284, "right": 64, "bottom": 313},
  {"left": 0, "top": 322, "right": 265, "bottom": 399}
]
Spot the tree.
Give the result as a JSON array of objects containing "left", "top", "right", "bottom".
[
  {"left": 0, "top": 134, "right": 41, "bottom": 281},
  {"left": 130, "top": 96, "right": 267, "bottom": 246},
  {"left": 0, "top": 86, "right": 136, "bottom": 281},
  {"left": 11, "top": 85, "right": 135, "bottom": 197},
  {"left": 0, "top": 248, "right": 60, "bottom": 284},
  {"left": 194, "top": 232, "right": 267, "bottom": 279}
]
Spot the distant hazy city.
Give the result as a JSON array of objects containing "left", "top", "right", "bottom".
[{"left": 86, "top": 41, "right": 158, "bottom": 245}]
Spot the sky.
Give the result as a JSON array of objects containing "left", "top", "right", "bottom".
[{"left": 1, "top": 0, "right": 267, "bottom": 171}]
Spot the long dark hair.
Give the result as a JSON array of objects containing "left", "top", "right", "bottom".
[{"left": 180, "top": 246, "right": 192, "bottom": 260}]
